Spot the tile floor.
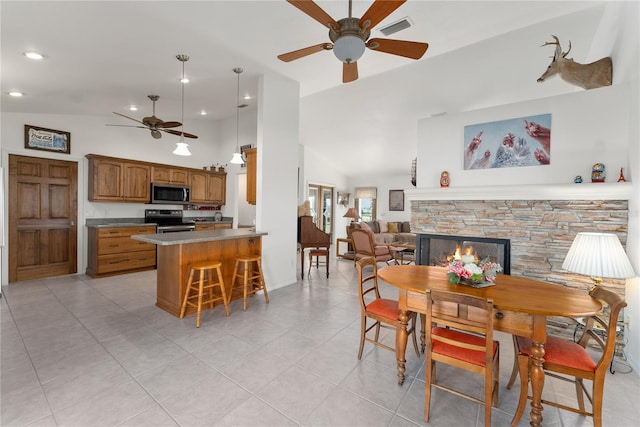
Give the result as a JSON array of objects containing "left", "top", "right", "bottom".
[{"left": 2, "top": 258, "right": 639, "bottom": 426}]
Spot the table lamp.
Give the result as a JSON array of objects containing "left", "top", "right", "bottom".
[
  {"left": 343, "top": 207, "right": 360, "bottom": 223},
  {"left": 562, "top": 232, "right": 636, "bottom": 287}
]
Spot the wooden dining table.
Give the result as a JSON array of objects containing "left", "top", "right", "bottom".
[{"left": 377, "top": 265, "right": 602, "bottom": 427}]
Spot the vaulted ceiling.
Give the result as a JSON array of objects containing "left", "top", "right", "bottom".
[{"left": 1, "top": 1, "right": 608, "bottom": 177}]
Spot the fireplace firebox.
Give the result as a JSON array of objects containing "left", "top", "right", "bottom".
[{"left": 415, "top": 233, "right": 511, "bottom": 275}]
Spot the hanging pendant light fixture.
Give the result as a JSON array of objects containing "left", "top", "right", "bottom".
[
  {"left": 173, "top": 54, "right": 192, "bottom": 156},
  {"left": 229, "top": 67, "right": 244, "bottom": 164}
]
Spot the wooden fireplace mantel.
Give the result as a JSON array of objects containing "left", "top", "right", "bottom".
[{"left": 405, "top": 182, "right": 632, "bottom": 202}]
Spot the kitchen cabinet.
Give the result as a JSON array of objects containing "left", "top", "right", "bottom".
[
  {"left": 87, "top": 155, "right": 150, "bottom": 202},
  {"left": 194, "top": 222, "right": 232, "bottom": 231},
  {"left": 86, "top": 225, "right": 157, "bottom": 278},
  {"left": 189, "top": 170, "right": 226, "bottom": 205},
  {"left": 86, "top": 154, "right": 226, "bottom": 205},
  {"left": 151, "top": 166, "right": 189, "bottom": 185},
  {"left": 245, "top": 147, "right": 256, "bottom": 205}
]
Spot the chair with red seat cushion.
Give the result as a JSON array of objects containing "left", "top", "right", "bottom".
[
  {"left": 424, "top": 290, "right": 500, "bottom": 426},
  {"left": 356, "top": 256, "right": 420, "bottom": 360},
  {"left": 507, "top": 285, "right": 626, "bottom": 427}
]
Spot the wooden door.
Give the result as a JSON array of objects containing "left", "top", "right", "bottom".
[{"left": 9, "top": 155, "right": 78, "bottom": 282}]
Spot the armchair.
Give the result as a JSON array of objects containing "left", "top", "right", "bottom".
[{"left": 349, "top": 228, "right": 396, "bottom": 267}]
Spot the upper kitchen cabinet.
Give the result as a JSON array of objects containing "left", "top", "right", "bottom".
[
  {"left": 151, "top": 166, "right": 189, "bottom": 185},
  {"left": 87, "top": 154, "right": 226, "bottom": 205},
  {"left": 189, "top": 170, "right": 226, "bottom": 205},
  {"left": 87, "top": 155, "right": 150, "bottom": 202},
  {"left": 245, "top": 148, "right": 256, "bottom": 205}
]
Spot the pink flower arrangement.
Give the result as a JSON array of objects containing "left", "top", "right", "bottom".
[{"left": 447, "top": 257, "right": 502, "bottom": 285}]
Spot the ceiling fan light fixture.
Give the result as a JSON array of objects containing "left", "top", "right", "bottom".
[
  {"left": 173, "top": 142, "right": 191, "bottom": 156},
  {"left": 333, "top": 35, "right": 365, "bottom": 63}
]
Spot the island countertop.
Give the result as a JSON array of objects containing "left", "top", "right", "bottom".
[{"left": 131, "top": 228, "right": 267, "bottom": 246}]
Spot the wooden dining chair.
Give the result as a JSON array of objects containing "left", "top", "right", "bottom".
[
  {"left": 507, "top": 286, "right": 626, "bottom": 427},
  {"left": 350, "top": 228, "right": 396, "bottom": 267},
  {"left": 356, "top": 256, "right": 420, "bottom": 360},
  {"left": 424, "top": 289, "right": 500, "bottom": 426}
]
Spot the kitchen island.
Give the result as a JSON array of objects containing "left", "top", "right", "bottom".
[{"left": 131, "top": 228, "right": 267, "bottom": 317}]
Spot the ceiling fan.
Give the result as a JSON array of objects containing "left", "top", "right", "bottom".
[
  {"left": 107, "top": 95, "right": 198, "bottom": 140},
  {"left": 278, "top": 0, "right": 429, "bottom": 83}
]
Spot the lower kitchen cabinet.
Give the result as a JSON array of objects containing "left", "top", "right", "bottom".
[
  {"left": 86, "top": 225, "right": 157, "bottom": 278},
  {"left": 194, "top": 222, "right": 232, "bottom": 231}
]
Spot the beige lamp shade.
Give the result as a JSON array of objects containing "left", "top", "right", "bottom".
[
  {"left": 562, "top": 232, "right": 635, "bottom": 280},
  {"left": 343, "top": 208, "right": 360, "bottom": 221}
]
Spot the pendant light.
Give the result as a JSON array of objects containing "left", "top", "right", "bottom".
[
  {"left": 229, "top": 67, "right": 244, "bottom": 164},
  {"left": 173, "top": 54, "right": 192, "bottom": 156}
]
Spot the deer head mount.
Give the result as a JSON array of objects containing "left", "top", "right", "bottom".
[{"left": 538, "top": 35, "right": 612, "bottom": 90}]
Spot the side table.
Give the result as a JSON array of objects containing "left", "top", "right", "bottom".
[{"left": 336, "top": 238, "right": 354, "bottom": 260}]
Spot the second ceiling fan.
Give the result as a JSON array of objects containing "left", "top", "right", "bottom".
[
  {"left": 109, "top": 95, "right": 198, "bottom": 140},
  {"left": 278, "top": 0, "right": 429, "bottom": 83}
]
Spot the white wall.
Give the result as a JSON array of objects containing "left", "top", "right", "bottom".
[
  {"left": 256, "top": 72, "right": 300, "bottom": 291},
  {"left": 417, "top": 84, "right": 630, "bottom": 188}
]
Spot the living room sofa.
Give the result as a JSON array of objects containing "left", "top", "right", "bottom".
[{"left": 350, "top": 220, "right": 416, "bottom": 246}]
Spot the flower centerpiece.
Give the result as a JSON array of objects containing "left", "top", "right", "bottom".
[{"left": 447, "top": 257, "right": 503, "bottom": 285}]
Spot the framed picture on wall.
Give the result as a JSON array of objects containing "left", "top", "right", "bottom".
[
  {"left": 240, "top": 144, "right": 252, "bottom": 168},
  {"left": 24, "top": 124, "right": 71, "bottom": 154},
  {"left": 389, "top": 190, "right": 404, "bottom": 211},
  {"left": 463, "top": 113, "right": 551, "bottom": 170}
]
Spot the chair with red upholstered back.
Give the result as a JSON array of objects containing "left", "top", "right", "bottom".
[
  {"left": 424, "top": 289, "right": 500, "bottom": 426},
  {"left": 356, "top": 256, "right": 420, "bottom": 360},
  {"left": 350, "top": 228, "right": 396, "bottom": 267},
  {"left": 507, "top": 285, "right": 626, "bottom": 427}
]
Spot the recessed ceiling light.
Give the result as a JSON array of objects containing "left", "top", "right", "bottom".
[
  {"left": 24, "top": 51, "right": 45, "bottom": 60},
  {"left": 9, "top": 91, "right": 24, "bottom": 97},
  {"left": 243, "top": 95, "right": 251, "bottom": 100},
  {"left": 180, "top": 77, "right": 189, "bottom": 84},
  {"left": 129, "top": 106, "right": 138, "bottom": 111},
  {"left": 200, "top": 110, "right": 207, "bottom": 116}
]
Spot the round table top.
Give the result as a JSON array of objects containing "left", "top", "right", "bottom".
[{"left": 378, "top": 265, "right": 602, "bottom": 317}]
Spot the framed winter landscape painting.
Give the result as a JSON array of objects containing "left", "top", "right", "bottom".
[{"left": 463, "top": 113, "right": 551, "bottom": 170}]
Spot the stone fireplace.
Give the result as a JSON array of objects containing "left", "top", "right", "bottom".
[{"left": 406, "top": 183, "right": 632, "bottom": 338}]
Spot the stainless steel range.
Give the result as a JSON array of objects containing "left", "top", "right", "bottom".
[{"left": 145, "top": 209, "right": 195, "bottom": 233}]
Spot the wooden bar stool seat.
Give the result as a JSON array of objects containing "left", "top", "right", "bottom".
[
  {"left": 179, "top": 260, "right": 229, "bottom": 327},
  {"left": 230, "top": 255, "right": 269, "bottom": 311},
  {"left": 308, "top": 248, "right": 329, "bottom": 278}
]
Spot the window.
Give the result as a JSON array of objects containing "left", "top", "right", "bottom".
[
  {"left": 355, "top": 187, "right": 377, "bottom": 222},
  {"left": 307, "top": 184, "right": 334, "bottom": 234}
]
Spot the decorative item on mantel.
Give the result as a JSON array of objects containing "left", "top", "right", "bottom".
[
  {"left": 447, "top": 257, "right": 502, "bottom": 288},
  {"left": 574, "top": 175, "right": 583, "bottom": 184},
  {"left": 440, "top": 171, "right": 450, "bottom": 188},
  {"left": 591, "top": 163, "right": 605, "bottom": 182},
  {"left": 617, "top": 167, "right": 626, "bottom": 182}
]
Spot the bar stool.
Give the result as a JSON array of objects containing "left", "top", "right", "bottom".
[
  {"left": 308, "top": 248, "right": 329, "bottom": 278},
  {"left": 230, "top": 255, "right": 269, "bottom": 311},
  {"left": 179, "top": 260, "right": 230, "bottom": 327}
]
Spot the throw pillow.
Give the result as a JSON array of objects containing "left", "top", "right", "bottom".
[
  {"left": 401, "top": 221, "right": 411, "bottom": 233},
  {"left": 366, "top": 221, "right": 380, "bottom": 233},
  {"left": 360, "top": 222, "right": 372, "bottom": 232},
  {"left": 387, "top": 222, "right": 399, "bottom": 233},
  {"left": 378, "top": 219, "right": 388, "bottom": 233}
]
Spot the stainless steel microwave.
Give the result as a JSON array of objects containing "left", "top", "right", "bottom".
[{"left": 150, "top": 183, "right": 190, "bottom": 204}]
